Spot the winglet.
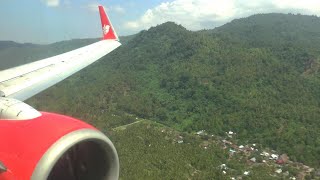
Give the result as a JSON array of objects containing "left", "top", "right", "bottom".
[{"left": 98, "top": 6, "right": 118, "bottom": 41}]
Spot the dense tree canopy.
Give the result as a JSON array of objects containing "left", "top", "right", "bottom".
[{"left": 12, "top": 13, "right": 320, "bottom": 168}]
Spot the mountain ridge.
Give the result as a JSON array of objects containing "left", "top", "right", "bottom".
[
  {"left": 0, "top": 40, "right": 38, "bottom": 51},
  {"left": 212, "top": 13, "right": 320, "bottom": 48}
]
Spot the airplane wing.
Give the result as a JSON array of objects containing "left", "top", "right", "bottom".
[
  {"left": 0, "top": 6, "right": 120, "bottom": 180},
  {"left": 0, "top": 6, "right": 121, "bottom": 101}
]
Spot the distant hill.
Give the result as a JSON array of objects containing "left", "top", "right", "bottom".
[
  {"left": 8, "top": 13, "right": 320, "bottom": 172},
  {"left": 212, "top": 13, "right": 320, "bottom": 48},
  {"left": 0, "top": 41, "right": 37, "bottom": 51}
]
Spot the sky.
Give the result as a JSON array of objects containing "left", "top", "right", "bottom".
[{"left": 0, "top": 0, "right": 320, "bottom": 44}]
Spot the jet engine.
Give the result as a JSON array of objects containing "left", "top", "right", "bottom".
[{"left": 0, "top": 98, "right": 119, "bottom": 180}]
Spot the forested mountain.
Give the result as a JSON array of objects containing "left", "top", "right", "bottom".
[
  {"left": 1, "top": 13, "right": 320, "bottom": 178},
  {"left": 0, "top": 41, "right": 37, "bottom": 51},
  {"left": 212, "top": 13, "right": 320, "bottom": 49}
]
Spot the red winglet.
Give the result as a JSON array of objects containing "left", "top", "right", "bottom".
[{"left": 98, "top": 6, "right": 118, "bottom": 40}]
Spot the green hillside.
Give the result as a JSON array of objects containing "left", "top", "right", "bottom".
[
  {"left": 111, "top": 120, "right": 313, "bottom": 179},
  {"left": 25, "top": 14, "right": 320, "bottom": 167},
  {"left": 0, "top": 41, "right": 37, "bottom": 51},
  {"left": 212, "top": 13, "right": 320, "bottom": 49},
  {"left": 1, "top": 13, "right": 320, "bottom": 178}
]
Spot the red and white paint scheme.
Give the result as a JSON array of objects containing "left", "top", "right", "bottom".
[{"left": 0, "top": 6, "right": 120, "bottom": 180}]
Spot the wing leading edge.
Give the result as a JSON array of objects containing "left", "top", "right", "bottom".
[{"left": 0, "top": 6, "right": 121, "bottom": 101}]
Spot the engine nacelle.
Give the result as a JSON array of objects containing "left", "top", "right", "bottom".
[{"left": 0, "top": 98, "right": 119, "bottom": 180}]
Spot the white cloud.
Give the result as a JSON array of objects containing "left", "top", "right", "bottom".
[
  {"left": 124, "top": 0, "right": 320, "bottom": 32},
  {"left": 112, "top": 5, "right": 125, "bottom": 14},
  {"left": 87, "top": 2, "right": 101, "bottom": 12},
  {"left": 272, "top": 0, "right": 320, "bottom": 12},
  {"left": 87, "top": 3, "right": 125, "bottom": 14},
  {"left": 42, "top": 0, "right": 60, "bottom": 7}
]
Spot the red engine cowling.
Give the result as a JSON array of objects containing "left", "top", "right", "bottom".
[{"left": 0, "top": 111, "right": 119, "bottom": 180}]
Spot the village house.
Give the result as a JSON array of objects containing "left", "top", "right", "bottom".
[
  {"left": 260, "top": 151, "right": 270, "bottom": 157},
  {"left": 196, "top": 130, "right": 206, "bottom": 135},
  {"left": 276, "top": 154, "right": 289, "bottom": 164},
  {"left": 270, "top": 154, "right": 279, "bottom": 160},
  {"left": 249, "top": 157, "right": 256, "bottom": 163},
  {"left": 275, "top": 169, "right": 282, "bottom": 174}
]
